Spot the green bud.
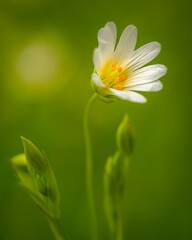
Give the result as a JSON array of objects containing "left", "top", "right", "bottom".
[
  {"left": 116, "top": 114, "right": 135, "bottom": 156},
  {"left": 11, "top": 153, "right": 28, "bottom": 173},
  {"left": 41, "top": 151, "right": 60, "bottom": 205},
  {"left": 104, "top": 152, "right": 127, "bottom": 232},
  {"left": 104, "top": 156, "right": 116, "bottom": 231},
  {"left": 105, "top": 152, "right": 126, "bottom": 198},
  {"left": 11, "top": 138, "right": 61, "bottom": 219},
  {"left": 34, "top": 173, "right": 48, "bottom": 196},
  {"left": 10, "top": 154, "right": 38, "bottom": 198},
  {"left": 21, "top": 137, "right": 47, "bottom": 172}
]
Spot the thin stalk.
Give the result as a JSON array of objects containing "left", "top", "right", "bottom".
[
  {"left": 83, "top": 93, "right": 98, "bottom": 240},
  {"left": 116, "top": 198, "right": 123, "bottom": 240},
  {"left": 48, "top": 218, "right": 66, "bottom": 240}
]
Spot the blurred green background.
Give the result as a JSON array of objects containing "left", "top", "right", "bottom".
[{"left": 0, "top": 0, "right": 191, "bottom": 239}]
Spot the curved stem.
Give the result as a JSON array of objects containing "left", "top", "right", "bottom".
[
  {"left": 83, "top": 93, "right": 98, "bottom": 240},
  {"left": 48, "top": 218, "right": 66, "bottom": 240}
]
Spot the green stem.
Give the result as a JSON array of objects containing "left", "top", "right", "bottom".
[
  {"left": 83, "top": 93, "right": 98, "bottom": 240},
  {"left": 48, "top": 218, "right": 66, "bottom": 240},
  {"left": 116, "top": 198, "right": 123, "bottom": 240}
]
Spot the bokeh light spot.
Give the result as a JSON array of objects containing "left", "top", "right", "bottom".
[
  {"left": 4, "top": 33, "right": 75, "bottom": 100},
  {"left": 15, "top": 42, "right": 59, "bottom": 84}
]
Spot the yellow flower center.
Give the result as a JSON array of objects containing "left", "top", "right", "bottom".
[{"left": 100, "top": 62, "right": 127, "bottom": 90}]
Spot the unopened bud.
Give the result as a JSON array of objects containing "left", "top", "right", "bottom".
[
  {"left": 11, "top": 137, "right": 61, "bottom": 218},
  {"left": 104, "top": 151, "right": 126, "bottom": 231},
  {"left": 35, "top": 173, "right": 48, "bottom": 196},
  {"left": 11, "top": 153, "right": 27, "bottom": 170},
  {"left": 116, "top": 114, "right": 135, "bottom": 156},
  {"left": 10, "top": 153, "right": 30, "bottom": 183},
  {"left": 21, "top": 137, "right": 47, "bottom": 172}
]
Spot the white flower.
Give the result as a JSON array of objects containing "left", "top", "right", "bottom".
[{"left": 92, "top": 22, "right": 167, "bottom": 103}]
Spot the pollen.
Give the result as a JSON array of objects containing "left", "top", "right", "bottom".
[
  {"left": 119, "top": 75, "right": 126, "bottom": 82},
  {"left": 118, "top": 67, "right": 123, "bottom": 72},
  {"left": 114, "top": 77, "right": 119, "bottom": 84},
  {"left": 104, "top": 82, "right": 109, "bottom": 87},
  {"left": 113, "top": 84, "right": 122, "bottom": 90},
  {"left": 107, "top": 75, "right": 113, "bottom": 79}
]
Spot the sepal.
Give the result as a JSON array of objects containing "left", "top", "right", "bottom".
[{"left": 90, "top": 79, "right": 116, "bottom": 103}]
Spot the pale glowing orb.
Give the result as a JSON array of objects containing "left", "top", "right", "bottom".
[{"left": 15, "top": 42, "right": 60, "bottom": 84}]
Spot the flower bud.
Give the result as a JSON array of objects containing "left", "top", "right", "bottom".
[
  {"left": 105, "top": 152, "right": 125, "bottom": 197},
  {"left": 116, "top": 114, "right": 135, "bottom": 156},
  {"left": 11, "top": 153, "right": 28, "bottom": 172},
  {"left": 34, "top": 173, "right": 48, "bottom": 196},
  {"left": 10, "top": 153, "right": 31, "bottom": 186},
  {"left": 21, "top": 137, "right": 47, "bottom": 172},
  {"left": 104, "top": 151, "right": 127, "bottom": 232},
  {"left": 104, "top": 156, "right": 116, "bottom": 231},
  {"left": 11, "top": 137, "right": 61, "bottom": 219}
]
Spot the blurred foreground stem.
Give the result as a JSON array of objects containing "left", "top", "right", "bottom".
[
  {"left": 48, "top": 218, "right": 66, "bottom": 240},
  {"left": 84, "top": 93, "right": 98, "bottom": 240},
  {"left": 116, "top": 195, "right": 123, "bottom": 240}
]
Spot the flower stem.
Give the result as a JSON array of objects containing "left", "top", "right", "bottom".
[
  {"left": 48, "top": 218, "right": 66, "bottom": 240},
  {"left": 116, "top": 197, "right": 123, "bottom": 240},
  {"left": 83, "top": 93, "right": 98, "bottom": 240}
]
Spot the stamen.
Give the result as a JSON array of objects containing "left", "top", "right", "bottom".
[
  {"left": 118, "top": 67, "right": 123, "bottom": 72},
  {"left": 111, "top": 63, "right": 116, "bottom": 72},
  {"left": 101, "top": 68, "right": 106, "bottom": 74},
  {"left": 104, "top": 83, "right": 109, "bottom": 87},
  {"left": 113, "top": 84, "right": 122, "bottom": 90},
  {"left": 119, "top": 75, "right": 126, "bottom": 82},
  {"left": 114, "top": 77, "right": 119, "bottom": 84},
  {"left": 107, "top": 75, "right": 113, "bottom": 79}
]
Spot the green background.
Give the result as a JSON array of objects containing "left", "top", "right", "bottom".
[{"left": 0, "top": 0, "right": 191, "bottom": 239}]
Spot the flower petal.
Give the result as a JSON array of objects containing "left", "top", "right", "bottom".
[
  {"left": 105, "top": 22, "right": 117, "bottom": 44},
  {"left": 114, "top": 25, "right": 137, "bottom": 66},
  {"left": 97, "top": 22, "right": 117, "bottom": 67},
  {"left": 127, "top": 80, "right": 163, "bottom": 92},
  {"left": 125, "top": 64, "right": 167, "bottom": 87},
  {"left": 128, "top": 42, "right": 161, "bottom": 70},
  {"left": 109, "top": 88, "right": 147, "bottom": 103},
  {"left": 93, "top": 48, "right": 102, "bottom": 74},
  {"left": 91, "top": 73, "right": 106, "bottom": 88}
]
